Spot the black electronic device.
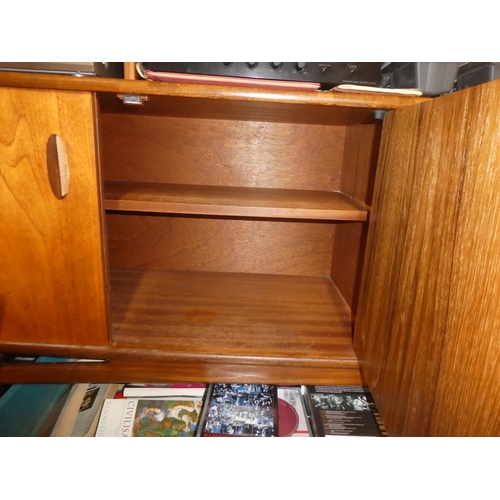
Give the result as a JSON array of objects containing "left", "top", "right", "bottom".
[
  {"left": 141, "top": 62, "right": 383, "bottom": 89},
  {"left": 380, "top": 62, "right": 459, "bottom": 96},
  {"left": 455, "top": 62, "right": 500, "bottom": 91}
]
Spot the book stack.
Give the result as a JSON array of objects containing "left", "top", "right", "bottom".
[
  {"left": 19, "top": 375, "right": 387, "bottom": 437},
  {"left": 51, "top": 383, "right": 124, "bottom": 437},
  {"left": 91, "top": 383, "right": 387, "bottom": 437}
]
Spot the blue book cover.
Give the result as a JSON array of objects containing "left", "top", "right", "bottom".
[{"left": 0, "top": 357, "right": 71, "bottom": 437}]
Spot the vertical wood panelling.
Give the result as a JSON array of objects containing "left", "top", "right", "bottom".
[
  {"left": 354, "top": 90, "right": 472, "bottom": 436},
  {"left": 430, "top": 82, "right": 500, "bottom": 436}
]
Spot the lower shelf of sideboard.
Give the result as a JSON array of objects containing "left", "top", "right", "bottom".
[
  {"left": 109, "top": 268, "right": 356, "bottom": 363},
  {"left": 0, "top": 269, "right": 364, "bottom": 384}
]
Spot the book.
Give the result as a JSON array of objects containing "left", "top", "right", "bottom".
[
  {"left": 331, "top": 84, "right": 423, "bottom": 96},
  {"left": 136, "top": 63, "right": 321, "bottom": 91},
  {"left": 51, "top": 383, "right": 123, "bottom": 437},
  {"left": 278, "top": 386, "right": 312, "bottom": 437},
  {"left": 199, "top": 383, "right": 279, "bottom": 437},
  {"left": 0, "top": 357, "right": 71, "bottom": 437},
  {"left": 95, "top": 397, "right": 204, "bottom": 437},
  {"left": 123, "top": 383, "right": 207, "bottom": 398},
  {"left": 302, "top": 385, "right": 388, "bottom": 437},
  {"left": 0, "top": 384, "right": 71, "bottom": 437}
]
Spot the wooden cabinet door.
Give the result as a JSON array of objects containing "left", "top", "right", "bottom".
[
  {"left": 0, "top": 87, "right": 109, "bottom": 346},
  {"left": 354, "top": 80, "right": 500, "bottom": 436}
]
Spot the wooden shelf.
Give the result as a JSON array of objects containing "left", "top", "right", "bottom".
[
  {"left": 0, "top": 72, "right": 430, "bottom": 127},
  {"left": 104, "top": 181, "right": 368, "bottom": 221},
  {"left": 0, "top": 71, "right": 429, "bottom": 110},
  {"left": 108, "top": 268, "right": 357, "bottom": 367}
]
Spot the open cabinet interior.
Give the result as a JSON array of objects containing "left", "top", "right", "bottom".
[
  {"left": 0, "top": 71, "right": 428, "bottom": 387},
  {"left": 6, "top": 70, "right": 500, "bottom": 435},
  {"left": 97, "top": 92, "right": 381, "bottom": 382}
]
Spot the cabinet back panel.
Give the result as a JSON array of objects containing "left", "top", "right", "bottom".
[
  {"left": 99, "top": 114, "right": 345, "bottom": 191},
  {"left": 106, "top": 213, "right": 335, "bottom": 276}
]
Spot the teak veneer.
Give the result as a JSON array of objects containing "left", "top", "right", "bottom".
[
  {"left": 5, "top": 70, "right": 500, "bottom": 435},
  {"left": 1, "top": 72, "right": 408, "bottom": 386},
  {"left": 103, "top": 181, "right": 368, "bottom": 221}
]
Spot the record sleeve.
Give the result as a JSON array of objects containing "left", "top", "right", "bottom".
[{"left": 199, "top": 383, "right": 278, "bottom": 437}]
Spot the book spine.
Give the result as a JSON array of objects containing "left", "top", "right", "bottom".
[
  {"left": 196, "top": 384, "right": 214, "bottom": 436},
  {"left": 300, "top": 386, "right": 321, "bottom": 437}
]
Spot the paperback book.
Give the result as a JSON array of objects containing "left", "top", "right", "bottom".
[
  {"left": 51, "top": 383, "right": 124, "bottom": 437},
  {"left": 199, "top": 383, "right": 278, "bottom": 437},
  {"left": 302, "top": 385, "right": 388, "bottom": 437},
  {"left": 123, "top": 383, "right": 207, "bottom": 398},
  {"left": 95, "top": 397, "right": 204, "bottom": 437}
]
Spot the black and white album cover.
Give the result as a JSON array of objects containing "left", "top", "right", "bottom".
[
  {"left": 200, "top": 383, "right": 278, "bottom": 437},
  {"left": 303, "top": 385, "right": 388, "bottom": 437}
]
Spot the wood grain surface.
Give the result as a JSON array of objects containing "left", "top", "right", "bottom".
[
  {"left": 0, "top": 71, "right": 429, "bottom": 114},
  {"left": 0, "top": 268, "right": 364, "bottom": 385},
  {"left": 105, "top": 214, "right": 336, "bottom": 276},
  {"left": 0, "top": 357, "right": 364, "bottom": 385},
  {"left": 355, "top": 80, "right": 500, "bottom": 436},
  {"left": 108, "top": 269, "right": 355, "bottom": 360},
  {"left": 99, "top": 114, "right": 346, "bottom": 190},
  {"left": 104, "top": 181, "right": 367, "bottom": 220},
  {"left": 429, "top": 81, "right": 500, "bottom": 436},
  {"left": 331, "top": 123, "right": 382, "bottom": 313},
  {"left": 0, "top": 87, "right": 109, "bottom": 346}
]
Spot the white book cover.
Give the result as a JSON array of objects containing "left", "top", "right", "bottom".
[{"left": 95, "top": 399, "right": 138, "bottom": 437}]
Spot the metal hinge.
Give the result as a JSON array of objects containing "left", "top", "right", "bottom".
[{"left": 117, "top": 94, "right": 149, "bottom": 105}]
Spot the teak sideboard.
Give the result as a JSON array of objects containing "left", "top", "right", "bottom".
[{"left": 2, "top": 70, "right": 500, "bottom": 436}]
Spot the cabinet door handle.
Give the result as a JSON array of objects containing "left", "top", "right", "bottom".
[{"left": 46, "top": 134, "right": 69, "bottom": 199}]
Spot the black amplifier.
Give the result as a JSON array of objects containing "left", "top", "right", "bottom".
[{"left": 141, "top": 62, "right": 382, "bottom": 89}]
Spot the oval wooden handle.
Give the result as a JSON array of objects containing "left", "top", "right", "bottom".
[{"left": 46, "top": 134, "right": 69, "bottom": 199}]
